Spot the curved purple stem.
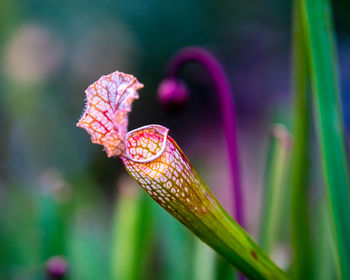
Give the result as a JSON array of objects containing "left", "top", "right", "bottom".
[{"left": 164, "top": 47, "right": 244, "bottom": 228}]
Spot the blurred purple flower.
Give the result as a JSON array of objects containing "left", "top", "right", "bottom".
[
  {"left": 46, "top": 256, "right": 68, "bottom": 280},
  {"left": 157, "top": 78, "right": 189, "bottom": 111}
]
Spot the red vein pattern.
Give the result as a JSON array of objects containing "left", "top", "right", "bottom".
[
  {"left": 77, "top": 71, "right": 143, "bottom": 157},
  {"left": 122, "top": 125, "right": 210, "bottom": 219}
]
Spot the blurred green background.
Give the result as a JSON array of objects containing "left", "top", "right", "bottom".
[{"left": 1, "top": 0, "right": 350, "bottom": 279}]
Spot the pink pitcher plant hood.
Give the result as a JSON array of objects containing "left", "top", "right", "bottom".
[
  {"left": 77, "top": 71, "right": 210, "bottom": 216},
  {"left": 77, "top": 71, "right": 143, "bottom": 158},
  {"left": 77, "top": 71, "right": 287, "bottom": 280}
]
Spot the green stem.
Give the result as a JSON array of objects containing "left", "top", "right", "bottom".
[
  {"left": 300, "top": 0, "right": 350, "bottom": 278},
  {"left": 260, "top": 125, "right": 292, "bottom": 254},
  {"left": 182, "top": 179, "right": 288, "bottom": 280},
  {"left": 290, "top": 1, "right": 314, "bottom": 278}
]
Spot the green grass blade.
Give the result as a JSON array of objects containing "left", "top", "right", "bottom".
[
  {"left": 300, "top": 0, "right": 350, "bottom": 278},
  {"left": 156, "top": 206, "right": 194, "bottom": 280},
  {"left": 193, "top": 239, "right": 216, "bottom": 280},
  {"left": 110, "top": 179, "right": 153, "bottom": 280},
  {"left": 260, "top": 125, "right": 292, "bottom": 255},
  {"left": 214, "top": 254, "right": 236, "bottom": 280},
  {"left": 315, "top": 204, "right": 338, "bottom": 280},
  {"left": 290, "top": 1, "right": 314, "bottom": 278}
]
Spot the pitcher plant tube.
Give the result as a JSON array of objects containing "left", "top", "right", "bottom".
[
  {"left": 158, "top": 47, "right": 243, "bottom": 227},
  {"left": 77, "top": 71, "right": 287, "bottom": 279}
]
